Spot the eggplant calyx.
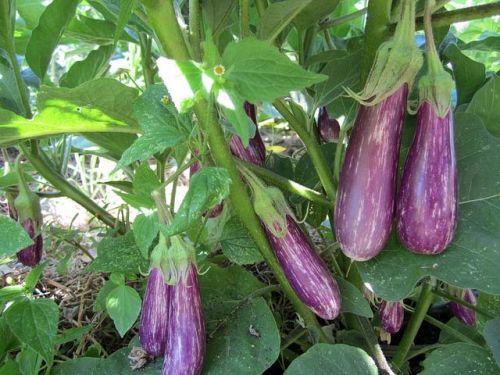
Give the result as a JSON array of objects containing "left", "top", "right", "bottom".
[
  {"left": 151, "top": 235, "right": 194, "bottom": 286},
  {"left": 14, "top": 156, "right": 42, "bottom": 231}
]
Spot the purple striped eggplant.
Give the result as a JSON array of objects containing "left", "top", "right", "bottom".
[
  {"left": 139, "top": 267, "right": 170, "bottom": 357},
  {"left": 264, "top": 215, "right": 341, "bottom": 320},
  {"left": 396, "top": 103, "right": 456, "bottom": 253},
  {"left": 16, "top": 219, "right": 43, "bottom": 267},
  {"left": 230, "top": 102, "right": 266, "bottom": 166},
  {"left": 163, "top": 263, "right": 205, "bottom": 375},
  {"left": 334, "top": 85, "right": 408, "bottom": 261},
  {"left": 396, "top": 0, "right": 457, "bottom": 254},
  {"left": 449, "top": 288, "right": 476, "bottom": 326},
  {"left": 318, "top": 107, "right": 340, "bottom": 143},
  {"left": 379, "top": 300, "right": 404, "bottom": 334}
]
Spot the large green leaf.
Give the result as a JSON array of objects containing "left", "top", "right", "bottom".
[
  {"left": 16, "top": 0, "right": 45, "bottom": 29},
  {"left": 132, "top": 213, "right": 159, "bottom": 259},
  {"left": 0, "top": 79, "right": 139, "bottom": 146},
  {"left": 338, "top": 279, "right": 373, "bottom": 318},
  {"left": 284, "top": 344, "right": 377, "bottom": 375},
  {"left": 293, "top": 0, "right": 340, "bottom": 30},
  {"left": 466, "top": 76, "right": 500, "bottom": 137},
  {"left": 5, "top": 299, "right": 59, "bottom": 363},
  {"left": 484, "top": 318, "right": 500, "bottom": 367},
  {"left": 0, "top": 214, "right": 34, "bottom": 258},
  {"left": 420, "top": 343, "right": 500, "bottom": 375},
  {"left": 256, "top": 0, "right": 311, "bottom": 42},
  {"left": 113, "top": 0, "right": 136, "bottom": 45},
  {"left": 201, "top": 0, "right": 236, "bottom": 38},
  {"left": 52, "top": 358, "right": 102, "bottom": 375},
  {"left": 358, "top": 112, "right": 500, "bottom": 300},
  {"left": 200, "top": 266, "right": 279, "bottom": 375},
  {"left": 25, "top": 0, "right": 81, "bottom": 80},
  {"left": 0, "top": 51, "right": 24, "bottom": 115},
  {"left": 444, "top": 44, "right": 485, "bottom": 106},
  {"left": 222, "top": 38, "right": 327, "bottom": 103},
  {"left": 220, "top": 216, "right": 263, "bottom": 265},
  {"left": 66, "top": 16, "right": 137, "bottom": 45},
  {"left": 105, "top": 285, "right": 141, "bottom": 337},
  {"left": 115, "top": 84, "right": 191, "bottom": 169}
]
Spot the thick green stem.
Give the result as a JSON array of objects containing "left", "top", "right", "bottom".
[
  {"left": 20, "top": 145, "right": 123, "bottom": 232},
  {"left": 423, "top": 0, "right": 442, "bottom": 75},
  {"left": 273, "top": 100, "right": 336, "bottom": 201},
  {"left": 236, "top": 159, "right": 332, "bottom": 207},
  {"left": 392, "top": 282, "right": 434, "bottom": 370},
  {"left": 239, "top": 0, "right": 250, "bottom": 38},
  {"left": 139, "top": 33, "right": 154, "bottom": 87},
  {"left": 141, "top": 0, "right": 329, "bottom": 343},
  {"left": 189, "top": 0, "right": 202, "bottom": 61},
  {"left": 361, "top": 0, "right": 392, "bottom": 82}
]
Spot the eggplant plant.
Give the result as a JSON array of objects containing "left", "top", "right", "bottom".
[{"left": 0, "top": 0, "right": 499, "bottom": 374}]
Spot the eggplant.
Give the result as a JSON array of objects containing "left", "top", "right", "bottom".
[
  {"left": 379, "top": 300, "right": 404, "bottom": 334},
  {"left": 318, "top": 107, "right": 340, "bottom": 143},
  {"left": 334, "top": 85, "right": 408, "bottom": 261},
  {"left": 139, "top": 267, "right": 170, "bottom": 357},
  {"left": 16, "top": 219, "right": 43, "bottom": 267},
  {"left": 163, "top": 263, "right": 205, "bottom": 375},
  {"left": 449, "top": 288, "right": 476, "bottom": 326},
  {"left": 396, "top": 103, "right": 457, "bottom": 253},
  {"left": 264, "top": 215, "right": 341, "bottom": 320},
  {"left": 230, "top": 102, "right": 266, "bottom": 166}
]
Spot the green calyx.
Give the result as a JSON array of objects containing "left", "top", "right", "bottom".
[
  {"left": 14, "top": 157, "right": 42, "bottom": 228},
  {"left": 346, "top": 1, "right": 423, "bottom": 106},
  {"left": 418, "top": 0, "right": 454, "bottom": 118},
  {"left": 240, "top": 166, "right": 294, "bottom": 238},
  {"left": 152, "top": 234, "right": 194, "bottom": 285}
]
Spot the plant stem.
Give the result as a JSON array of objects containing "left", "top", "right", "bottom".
[
  {"left": 320, "top": 8, "right": 368, "bottom": 30},
  {"left": 432, "top": 288, "right": 494, "bottom": 319},
  {"left": 254, "top": 0, "right": 268, "bottom": 16},
  {"left": 392, "top": 282, "right": 434, "bottom": 370},
  {"left": 139, "top": 33, "right": 154, "bottom": 87},
  {"left": 141, "top": 0, "right": 329, "bottom": 344},
  {"left": 361, "top": 0, "right": 392, "bottom": 82},
  {"left": 239, "top": 0, "right": 250, "bottom": 38},
  {"left": 189, "top": 0, "right": 202, "bottom": 61},
  {"left": 20, "top": 144, "right": 123, "bottom": 232},
  {"left": 235, "top": 159, "right": 332, "bottom": 207},
  {"left": 415, "top": 1, "right": 500, "bottom": 30},
  {"left": 273, "top": 100, "right": 336, "bottom": 201}
]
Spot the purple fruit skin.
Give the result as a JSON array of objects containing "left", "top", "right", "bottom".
[
  {"left": 379, "top": 301, "right": 404, "bottom": 334},
  {"left": 139, "top": 267, "right": 170, "bottom": 357},
  {"left": 163, "top": 263, "right": 205, "bottom": 375},
  {"left": 264, "top": 215, "right": 341, "bottom": 320},
  {"left": 334, "top": 85, "right": 408, "bottom": 261},
  {"left": 396, "top": 103, "right": 457, "bottom": 254},
  {"left": 16, "top": 219, "right": 43, "bottom": 267},
  {"left": 230, "top": 102, "right": 266, "bottom": 166},
  {"left": 449, "top": 289, "right": 476, "bottom": 326},
  {"left": 318, "top": 107, "right": 340, "bottom": 143}
]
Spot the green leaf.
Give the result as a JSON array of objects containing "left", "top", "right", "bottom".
[
  {"left": 0, "top": 214, "right": 33, "bottom": 258},
  {"left": 52, "top": 358, "right": 102, "bottom": 375},
  {"left": 460, "top": 36, "right": 500, "bottom": 52},
  {"left": 222, "top": 38, "right": 327, "bottom": 103},
  {"left": 338, "top": 279, "right": 373, "bottom": 318},
  {"left": 200, "top": 266, "right": 279, "bottom": 375},
  {"left": 484, "top": 318, "right": 500, "bottom": 367},
  {"left": 285, "top": 344, "right": 377, "bottom": 375},
  {"left": 0, "top": 0, "right": 15, "bottom": 51},
  {"left": 93, "top": 279, "right": 118, "bottom": 312},
  {"left": 220, "top": 216, "right": 263, "bottom": 265},
  {"left": 256, "top": 0, "right": 311, "bottom": 42},
  {"left": 114, "top": 0, "right": 136, "bottom": 45},
  {"left": 0, "top": 317, "right": 19, "bottom": 358},
  {"left": 16, "top": 0, "right": 45, "bottom": 29},
  {"left": 444, "top": 44, "right": 485, "bottom": 105},
  {"left": 133, "top": 213, "right": 159, "bottom": 259},
  {"left": 59, "top": 45, "right": 114, "bottom": 88},
  {"left": 115, "top": 163, "right": 161, "bottom": 208},
  {"left": 157, "top": 57, "right": 203, "bottom": 113},
  {"left": 115, "top": 84, "right": 190, "bottom": 170},
  {"left": 201, "top": 0, "right": 237, "bottom": 38},
  {"left": 217, "top": 88, "right": 255, "bottom": 146},
  {"left": 293, "top": 0, "right": 340, "bottom": 30},
  {"left": 357, "top": 112, "right": 500, "bottom": 300},
  {"left": 477, "top": 293, "right": 500, "bottom": 331},
  {"left": 55, "top": 325, "right": 93, "bottom": 345},
  {"left": 66, "top": 16, "right": 136, "bottom": 45},
  {"left": 25, "top": 0, "right": 81, "bottom": 80},
  {"left": 0, "top": 360, "right": 20, "bottom": 375},
  {"left": 161, "top": 167, "right": 231, "bottom": 236},
  {"left": 438, "top": 317, "right": 485, "bottom": 345},
  {"left": 314, "top": 50, "right": 362, "bottom": 107},
  {"left": 5, "top": 299, "right": 59, "bottom": 363},
  {"left": 86, "top": 232, "right": 149, "bottom": 274},
  {"left": 0, "top": 78, "right": 140, "bottom": 146},
  {"left": 105, "top": 284, "right": 141, "bottom": 337},
  {"left": 0, "top": 52, "right": 24, "bottom": 115},
  {"left": 420, "top": 343, "right": 500, "bottom": 375},
  {"left": 16, "top": 347, "right": 42, "bottom": 375},
  {"left": 466, "top": 76, "right": 500, "bottom": 137}
]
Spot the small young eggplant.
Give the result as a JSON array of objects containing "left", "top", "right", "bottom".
[
  {"left": 139, "top": 266, "right": 170, "bottom": 357},
  {"left": 163, "top": 263, "right": 205, "bottom": 375},
  {"left": 242, "top": 168, "right": 341, "bottom": 320},
  {"left": 230, "top": 102, "right": 266, "bottom": 166},
  {"left": 379, "top": 300, "right": 404, "bottom": 334},
  {"left": 396, "top": 0, "right": 457, "bottom": 254},
  {"left": 449, "top": 288, "right": 476, "bottom": 326},
  {"left": 335, "top": 1, "right": 422, "bottom": 261},
  {"left": 317, "top": 107, "right": 340, "bottom": 143}
]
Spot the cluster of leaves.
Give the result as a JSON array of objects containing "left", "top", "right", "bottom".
[{"left": 0, "top": 0, "right": 500, "bottom": 374}]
